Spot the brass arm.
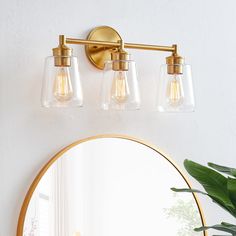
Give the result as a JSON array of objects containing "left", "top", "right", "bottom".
[
  {"left": 53, "top": 26, "right": 181, "bottom": 70},
  {"left": 66, "top": 37, "right": 176, "bottom": 53}
]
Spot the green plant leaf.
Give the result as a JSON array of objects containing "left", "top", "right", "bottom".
[
  {"left": 171, "top": 187, "right": 208, "bottom": 195},
  {"left": 212, "top": 235, "right": 234, "bottom": 236},
  {"left": 208, "top": 163, "right": 236, "bottom": 178},
  {"left": 171, "top": 186, "right": 236, "bottom": 217},
  {"left": 194, "top": 222, "right": 236, "bottom": 235},
  {"left": 184, "top": 160, "right": 234, "bottom": 207},
  {"left": 184, "top": 160, "right": 236, "bottom": 217},
  {"left": 227, "top": 177, "right": 236, "bottom": 209},
  {"left": 209, "top": 195, "right": 236, "bottom": 218}
]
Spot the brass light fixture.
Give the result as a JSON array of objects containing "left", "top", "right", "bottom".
[{"left": 42, "top": 26, "right": 194, "bottom": 112}]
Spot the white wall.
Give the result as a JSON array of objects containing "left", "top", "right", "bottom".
[{"left": 1, "top": 0, "right": 236, "bottom": 235}]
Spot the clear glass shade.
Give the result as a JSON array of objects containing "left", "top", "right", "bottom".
[
  {"left": 101, "top": 60, "right": 140, "bottom": 110},
  {"left": 41, "top": 56, "right": 83, "bottom": 108},
  {"left": 157, "top": 64, "right": 195, "bottom": 112}
]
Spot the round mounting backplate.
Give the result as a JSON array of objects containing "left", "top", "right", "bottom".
[{"left": 85, "top": 26, "right": 122, "bottom": 70}]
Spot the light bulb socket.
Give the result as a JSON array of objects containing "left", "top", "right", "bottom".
[
  {"left": 111, "top": 50, "right": 130, "bottom": 71},
  {"left": 166, "top": 55, "right": 184, "bottom": 74},
  {"left": 52, "top": 35, "right": 72, "bottom": 67}
]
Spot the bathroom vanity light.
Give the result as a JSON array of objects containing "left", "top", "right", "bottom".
[{"left": 41, "top": 26, "right": 195, "bottom": 112}]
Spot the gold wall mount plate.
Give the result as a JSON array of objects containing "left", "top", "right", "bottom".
[{"left": 85, "top": 26, "right": 122, "bottom": 70}]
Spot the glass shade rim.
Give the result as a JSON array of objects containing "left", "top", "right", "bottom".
[
  {"left": 157, "top": 107, "right": 195, "bottom": 113},
  {"left": 102, "top": 105, "right": 141, "bottom": 111},
  {"left": 42, "top": 102, "right": 83, "bottom": 108}
]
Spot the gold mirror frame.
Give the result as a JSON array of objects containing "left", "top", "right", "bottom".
[{"left": 17, "top": 134, "right": 207, "bottom": 236}]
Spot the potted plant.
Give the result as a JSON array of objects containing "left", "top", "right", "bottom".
[{"left": 172, "top": 160, "right": 236, "bottom": 235}]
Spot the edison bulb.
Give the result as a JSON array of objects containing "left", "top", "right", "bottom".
[
  {"left": 53, "top": 67, "right": 73, "bottom": 102},
  {"left": 166, "top": 74, "right": 184, "bottom": 106},
  {"left": 111, "top": 71, "right": 130, "bottom": 103}
]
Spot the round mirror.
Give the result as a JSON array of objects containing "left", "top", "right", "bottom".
[{"left": 17, "top": 135, "right": 207, "bottom": 236}]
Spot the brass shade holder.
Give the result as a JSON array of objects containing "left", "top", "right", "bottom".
[
  {"left": 53, "top": 35, "right": 72, "bottom": 67},
  {"left": 52, "top": 26, "right": 184, "bottom": 72},
  {"left": 166, "top": 53, "right": 184, "bottom": 75},
  {"left": 111, "top": 39, "right": 130, "bottom": 71}
]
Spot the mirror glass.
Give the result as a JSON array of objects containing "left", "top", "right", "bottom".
[{"left": 22, "top": 137, "right": 204, "bottom": 236}]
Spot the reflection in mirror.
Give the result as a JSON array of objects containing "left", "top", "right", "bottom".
[{"left": 22, "top": 138, "right": 205, "bottom": 236}]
